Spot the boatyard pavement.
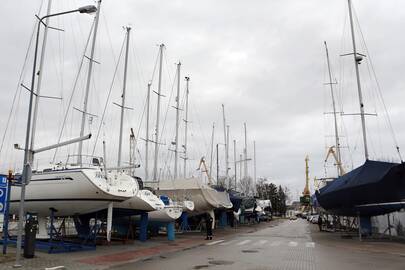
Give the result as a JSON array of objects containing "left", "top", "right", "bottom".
[{"left": 1, "top": 219, "right": 405, "bottom": 269}]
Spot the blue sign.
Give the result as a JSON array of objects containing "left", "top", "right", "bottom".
[
  {"left": 0, "top": 175, "right": 8, "bottom": 214},
  {"left": 0, "top": 175, "right": 7, "bottom": 187}
]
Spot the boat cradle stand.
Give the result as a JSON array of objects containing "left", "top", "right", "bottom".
[
  {"left": 139, "top": 212, "right": 148, "bottom": 242},
  {"left": 44, "top": 208, "right": 97, "bottom": 253},
  {"left": 148, "top": 221, "right": 176, "bottom": 242},
  {"left": 2, "top": 209, "right": 98, "bottom": 254},
  {"left": 139, "top": 212, "right": 175, "bottom": 241}
]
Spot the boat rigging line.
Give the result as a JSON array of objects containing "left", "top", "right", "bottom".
[
  {"left": 324, "top": 41, "right": 343, "bottom": 177},
  {"left": 351, "top": 6, "right": 403, "bottom": 162},
  {"left": 91, "top": 35, "right": 126, "bottom": 156},
  {"left": 0, "top": 1, "right": 45, "bottom": 161},
  {"left": 52, "top": 21, "right": 95, "bottom": 163},
  {"left": 77, "top": 0, "right": 102, "bottom": 166}
]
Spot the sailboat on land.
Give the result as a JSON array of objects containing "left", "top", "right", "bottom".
[
  {"left": 103, "top": 26, "right": 164, "bottom": 214},
  {"left": 10, "top": 1, "right": 139, "bottom": 218},
  {"left": 10, "top": 161, "right": 138, "bottom": 217},
  {"left": 315, "top": 0, "right": 405, "bottom": 217},
  {"left": 157, "top": 177, "right": 233, "bottom": 215},
  {"left": 142, "top": 44, "right": 183, "bottom": 222},
  {"left": 151, "top": 60, "right": 231, "bottom": 220}
]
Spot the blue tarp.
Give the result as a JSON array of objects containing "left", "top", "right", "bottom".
[{"left": 316, "top": 160, "right": 405, "bottom": 216}]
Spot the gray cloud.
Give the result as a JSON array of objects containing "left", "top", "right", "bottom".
[{"left": 1, "top": 0, "right": 405, "bottom": 199}]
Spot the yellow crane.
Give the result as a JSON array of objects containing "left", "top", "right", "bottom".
[
  {"left": 303, "top": 155, "right": 310, "bottom": 197},
  {"left": 197, "top": 156, "right": 212, "bottom": 185},
  {"left": 300, "top": 155, "right": 311, "bottom": 213},
  {"left": 325, "top": 146, "right": 345, "bottom": 175},
  {"left": 314, "top": 146, "right": 345, "bottom": 191}
]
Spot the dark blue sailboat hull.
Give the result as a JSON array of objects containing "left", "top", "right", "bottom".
[{"left": 315, "top": 160, "right": 405, "bottom": 216}]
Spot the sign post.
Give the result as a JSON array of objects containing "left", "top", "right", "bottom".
[{"left": 1, "top": 172, "right": 11, "bottom": 254}]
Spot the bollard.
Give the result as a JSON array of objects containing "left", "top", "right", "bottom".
[
  {"left": 139, "top": 212, "right": 148, "bottom": 242},
  {"left": 23, "top": 214, "right": 38, "bottom": 258},
  {"left": 167, "top": 222, "right": 175, "bottom": 241}
]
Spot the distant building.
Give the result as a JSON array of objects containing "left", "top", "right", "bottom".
[{"left": 288, "top": 201, "right": 301, "bottom": 211}]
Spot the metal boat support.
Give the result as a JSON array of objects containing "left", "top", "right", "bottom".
[
  {"left": 180, "top": 212, "right": 190, "bottom": 231},
  {"left": 106, "top": 202, "right": 113, "bottom": 242},
  {"left": 139, "top": 212, "right": 148, "bottom": 242}
]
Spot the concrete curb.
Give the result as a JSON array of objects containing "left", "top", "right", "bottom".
[{"left": 100, "top": 240, "right": 207, "bottom": 269}]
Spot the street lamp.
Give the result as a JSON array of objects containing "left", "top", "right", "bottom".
[
  {"left": 14, "top": 5, "right": 97, "bottom": 267},
  {"left": 78, "top": 5, "right": 98, "bottom": 14}
]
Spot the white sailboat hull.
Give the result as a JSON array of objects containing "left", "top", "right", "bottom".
[
  {"left": 148, "top": 205, "right": 183, "bottom": 222},
  {"left": 155, "top": 178, "right": 232, "bottom": 215},
  {"left": 117, "top": 189, "right": 165, "bottom": 212},
  {"left": 10, "top": 168, "right": 136, "bottom": 217},
  {"left": 181, "top": 200, "right": 195, "bottom": 212},
  {"left": 131, "top": 204, "right": 183, "bottom": 222}
]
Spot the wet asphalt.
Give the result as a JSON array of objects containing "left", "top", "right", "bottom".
[{"left": 110, "top": 219, "right": 405, "bottom": 270}]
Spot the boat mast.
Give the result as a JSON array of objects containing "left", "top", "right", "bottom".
[
  {"left": 183, "top": 76, "right": 190, "bottom": 178},
  {"left": 233, "top": 139, "right": 237, "bottom": 190},
  {"left": 30, "top": 0, "right": 52, "bottom": 151},
  {"left": 173, "top": 62, "right": 181, "bottom": 179},
  {"left": 145, "top": 82, "right": 151, "bottom": 180},
  {"left": 324, "top": 41, "right": 343, "bottom": 176},
  {"left": 102, "top": 140, "right": 108, "bottom": 179},
  {"left": 117, "top": 26, "right": 131, "bottom": 167},
  {"left": 77, "top": 0, "right": 101, "bottom": 166},
  {"left": 129, "top": 128, "right": 135, "bottom": 176},
  {"left": 253, "top": 140, "right": 257, "bottom": 187},
  {"left": 209, "top": 122, "right": 215, "bottom": 181},
  {"left": 243, "top": 122, "right": 248, "bottom": 178},
  {"left": 153, "top": 44, "right": 164, "bottom": 181},
  {"left": 226, "top": 125, "right": 230, "bottom": 187},
  {"left": 216, "top": 143, "right": 219, "bottom": 184},
  {"left": 222, "top": 104, "right": 229, "bottom": 180},
  {"left": 348, "top": 0, "right": 369, "bottom": 160},
  {"left": 239, "top": 153, "right": 243, "bottom": 182}
]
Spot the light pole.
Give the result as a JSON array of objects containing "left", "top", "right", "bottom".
[{"left": 14, "top": 5, "right": 97, "bottom": 267}]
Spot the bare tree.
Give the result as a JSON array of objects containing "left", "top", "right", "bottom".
[{"left": 238, "top": 176, "right": 254, "bottom": 195}]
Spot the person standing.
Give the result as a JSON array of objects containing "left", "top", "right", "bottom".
[
  {"left": 253, "top": 203, "right": 259, "bottom": 223},
  {"left": 205, "top": 213, "right": 213, "bottom": 240},
  {"left": 228, "top": 211, "right": 234, "bottom": 228},
  {"left": 318, "top": 215, "right": 323, "bottom": 231}
]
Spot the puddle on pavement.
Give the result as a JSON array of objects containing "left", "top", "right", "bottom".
[
  {"left": 242, "top": 249, "right": 259, "bottom": 253},
  {"left": 193, "top": 265, "right": 211, "bottom": 269},
  {"left": 208, "top": 260, "right": 234, "bottom": 265}
]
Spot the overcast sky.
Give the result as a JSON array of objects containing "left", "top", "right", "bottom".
[{"left": 1, "top": 0, "right": 405, "bottom": 200}]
